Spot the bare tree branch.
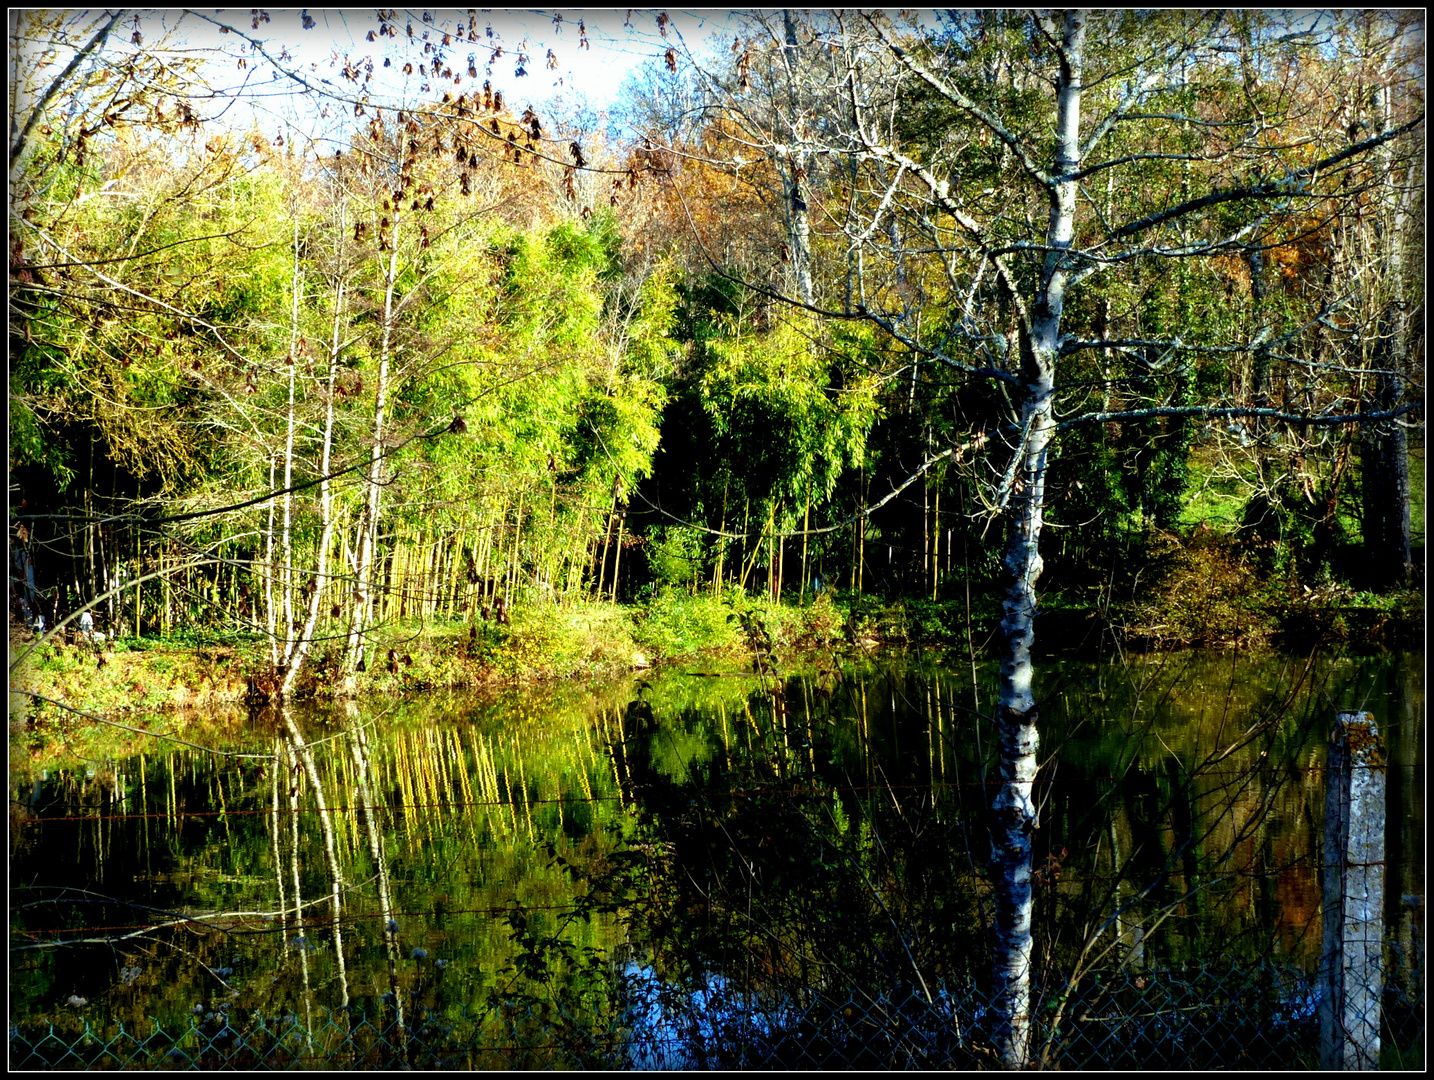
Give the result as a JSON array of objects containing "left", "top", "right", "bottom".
[
  {"left": 1107, "top": 113, "right": 1425, "bottom": 241},
  {"left": 9, "top": 10, "right": 126, "bottom": 169}
]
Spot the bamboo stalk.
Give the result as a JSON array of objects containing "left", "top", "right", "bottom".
[
  {"left": 507, "top": 493, "right": 523, "bottom": 607},
  {"left": 133, "top": 479, "right": 142, "bottom": 636},
  {"left": 610, "top": 507, "right": 625, "bottom": 603},
  {"left": 737, "top": 500, "right": 768, "bottom": 593},
  {"left": 858, "top": 475, "right": 866, "bottom": 594},
  {"left": 713, "top": 481, "right": 729, "bottom": 595},
  {"left": 799, "top": 496, "right": 810, "bottom": 603},
  {"left": 774, "top": 523, "right": 784, "bottom": 601},
  {"left": 265, "top": 454, "right": 278, "bottom": 665},
  {"left": 932, "top": 485, "right": 941, "bottom": 601},
  {"left": 476, "top": 504, "right": 493, "bottom": 608},
  {"left": 595, "top": 491, "right": 616, "bottom": 600},
  {"left": 923, "top": 471, "right": 931, "bottom": 598}
]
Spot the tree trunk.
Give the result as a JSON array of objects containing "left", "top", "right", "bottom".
[
  {"left": 344, "top": 211, "right": 401, "bottom": 688},
  {"left": 264, "top": 454, "right": 278, "bottom": 666},
  {"left": 990, "top": 11, "right": 1085, "bottom": 1069},
  {"left": 280, "top": 212, "right": 301, "bottom": 663},
  {"left": 780, "top": 9, "right": 815, "bottom": 308},
  {"left": 281, "top": 273, "right": 345, "bottom": 698},
  {"left": 1361, "top": 367, "right": 1412, "bottom": 588},
  {"left": 1358, "top": 80, "right": 1415, "bottom": 591}
]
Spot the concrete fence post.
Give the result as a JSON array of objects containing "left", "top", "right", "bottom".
[{"left": 1320, "top": 711, "right": 1386, "bottom": 1071}]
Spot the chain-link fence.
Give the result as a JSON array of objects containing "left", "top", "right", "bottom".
[{"left": 10, "top": 959, "right": 1423, "bottom": 1070}]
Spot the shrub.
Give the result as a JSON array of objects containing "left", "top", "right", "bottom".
[
  {"left": 631, "top": 591, "right": 741, "bottom": 658},
  {"left": 1117, "top": 528, "right": 1271, "bottom": 647},
  {"left": 794, "top": 592, "right": 843, "bottom": 648}
]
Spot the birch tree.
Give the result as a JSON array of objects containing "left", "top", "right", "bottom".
[{"left": 650, "top": 8, "right": 1423, "bottom": 1065}]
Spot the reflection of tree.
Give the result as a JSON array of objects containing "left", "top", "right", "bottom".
[
  {"left": 11, "top": 687, "right": 638, "bottom": 1049},
  {"left": 8, "top": 657, "right": 1419, "bottom": 1064},
  {"left": 611, "top": 677, "right": 990, "bottom": 1052},
  {"left": 597, "top": 653, "right": 1408, "bottom": 1064},
  {"left": 341, "top": 699, "right": 407, "bottom": 1032},
  {"left": 279, "top": 709, "right": 350, "bottom": 1008}
]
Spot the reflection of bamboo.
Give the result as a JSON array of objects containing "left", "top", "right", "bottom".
[
  {"left": 926, "top": 683, "right": 936, "bottom": 786},
  {"left": 501, "top": 764, "right": 520, "bottom": 836},
  {"left": 451, "top": 729, "right": 476, "bottom": 819},
  {"left": 576, "top": 738, "right": 596, "bottom": 808},
  {"left": 414, "top": 729, "right": 435, "bottom": 831},
  {"left": 93, "top": 772, "right": 107, "bottom": 871},
  {"left": 139, "top": 753, "right": 150, "bottom": 856},
  {"left": 936, "top": 677, "right": 947, "bottom": 782},
  {"left": 602, "top": 709, "right": 629, "bottom": 806},
  {"left": 489, "top": 741, "right": 506, "bottom": 829},
  {"left": 167, "top": 754, "right": 178, "bottom": 831},
  {"left": 802, "top": 679, "right": 815, "bottom": 773},
  {"left": 859, "top": 681, "right": 871, "bottom": 786},
  {"left": 215, "top": 772, "right": 232, "bottom": 844},
  {"left": 434, "top": 727, "right": 454, "bottom": 812},
  {"left": 474, "top": 732, "right": 507, "bottom": 834},
  {"left": 515, "top": 738, "right": 536, "bottom": 843}
]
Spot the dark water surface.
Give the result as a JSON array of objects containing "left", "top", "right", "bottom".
[{"left": 10, "top": 648, "right": 1423, "bottom": 1065}]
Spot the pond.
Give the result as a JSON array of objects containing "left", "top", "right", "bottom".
[{"left": 9, "top": 648, "right": 1423, "bottom": 1068}]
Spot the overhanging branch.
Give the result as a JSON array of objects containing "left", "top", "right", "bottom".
[
  {"left": 1107, "top": 113, "right": 1425, "bottom": 241},
  {"left": 1057, "top": 402, "right": 1420, "bottom": 431}
]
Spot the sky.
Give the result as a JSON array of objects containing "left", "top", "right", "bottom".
[
  {"left": 232, "top": 9, "right": 743, "bottom": 112},
  {"left": 86, "top": 9, "right": 747, "bottom": 147},
  {"left": 287, "top": 8, "right": 660, "bottom": 108}
]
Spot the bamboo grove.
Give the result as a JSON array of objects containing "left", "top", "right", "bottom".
[{"left": 9, "top": 10, "right": 1425, "bottom": 698}]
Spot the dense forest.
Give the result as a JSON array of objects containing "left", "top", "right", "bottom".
[{"left": 9, "top": 9, "right": 1423, "bottom": 695}]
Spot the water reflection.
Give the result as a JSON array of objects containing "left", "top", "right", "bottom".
[{"left": 9, "top": 650, "right": 1422, "bottom": 1066}]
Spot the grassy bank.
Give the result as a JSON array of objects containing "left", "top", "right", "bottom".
[
  {"left": 9, "top": 559, "right": 1421, "bottom": 723},
  {"left": 8, "top": 590, "right": 847, "bottom": 720}
]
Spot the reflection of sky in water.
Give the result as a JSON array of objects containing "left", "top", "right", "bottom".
[
  {"left": 620, "top": 963, "right": 734, "bottom": 1070},
  {"left": 612, "top": 962, "right": 1329, "bottom": 1070},
  {"left": 617, "top": 962, "right": 989, "bottom": 1069}
]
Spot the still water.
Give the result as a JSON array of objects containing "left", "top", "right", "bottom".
[{"left": 10, "top": 648, "right": 1423, "bottom": 1066}]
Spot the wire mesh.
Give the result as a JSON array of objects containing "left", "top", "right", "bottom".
[{"left": 10, "top": 959, "right": 1423, "bottom": 1070}]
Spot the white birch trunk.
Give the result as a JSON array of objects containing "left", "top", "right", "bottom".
[
  {"left": 781, "top": 9, "right": 815, "bottom": 307},
  {"left": 343, "top": 211, "right": 401, "bottom": 690},
  {"left": 280, "top": 213, "right": 301, "bottom": 667},
  {"left": 990, "top": 10, "right": 1085, "bottom": 1069},
  {"left": 264, "top": 453, "right": 279, "bottom": 668},
  {"left": 281, "top": 272, "right": 345, "bottom": 698}
]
